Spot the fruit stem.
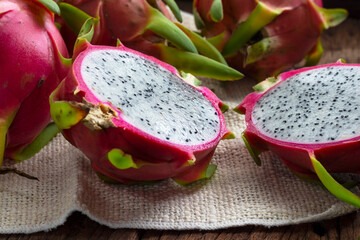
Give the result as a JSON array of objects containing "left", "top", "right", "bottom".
[
  {"left": 174, "top": 22, "right": 227, "bottom": 65},
  {"left": 0, "top": 110, "right": 17, "bottom": 167},
  {"left": 209, "top": 0, "right": 223, "bottom": 22},
  {"left": 241, "top": 132, "right": 262, "bottom": 166},
  {"left": 310, "top": 2, "right": 348, "bottom": 29},
  {"left": 146, "top": 6, "right": 197, "bottom": 53},
  {"left": 12, "top": 122, "right": 60, "bottom": 162},
  {"left": 310, "top": 153, "right": 360, "bottom": 208},
  {"left": 58, "top": 3, "right": 93, "bottom": 34},
  {"left": 163, "top": 0, "right": 182, "bottom": 22},
  {"left": 304, "top": 38, "right": 324, "bottom": 67},
  {"left": 0, "top": 168, "right": 38, "bottom": 181},
  {"left": 159, "top": 44, "right": 243, "bottom": 80},
  {"left": 222, "top": 1, "right": 284, "bottom": 57},
  {"left": 36, "top": 0, "right": 60, "bottom": 15}
]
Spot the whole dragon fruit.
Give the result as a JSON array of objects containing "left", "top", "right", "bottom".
[
  {"left": 56, "top": 0, "right": 242, "bottom": 80},
  {"left": 235, "top": 60, "right": 360, "bottom": 207},
  {"left": 0, "top": 0, "right": 69, "bottom": 168},
  {"left": 49, "top": 21, "right": 234, "bottom": 184},
  {"left": 193, "top": 0, "right": 348, "bottom": 80}
]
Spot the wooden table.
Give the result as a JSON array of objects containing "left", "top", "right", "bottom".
[
  {"left": 1, "top": 211, "right": 358, "bottom": 239},
  {"left": 1, "top": 2, "right": 360, "bottom": 240}
]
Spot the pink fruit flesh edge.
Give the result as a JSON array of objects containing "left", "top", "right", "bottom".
[
  {"left": 235, "top": 61, "right": 360, "bottom": 207},
  {"left": 51, "top": 42, "right": 232, "bottom": 184}
]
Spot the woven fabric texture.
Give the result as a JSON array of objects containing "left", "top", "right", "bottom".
[{"left": 0, "top": 12, "right": 358, "bottom": 234}]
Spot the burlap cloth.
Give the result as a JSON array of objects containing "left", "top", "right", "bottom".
[{"left": 0, "top": 13, "right": 359, "bottom": 234}]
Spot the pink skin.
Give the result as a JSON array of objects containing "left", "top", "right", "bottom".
[
  {"left": 64, "top": 123, "right": 218, "bottom": 182},
  {"left": 194, "top": 0, "right": 327, "bottom": 80},
  {"left": 236, "top": 62, "right": 360, "bottom": 178},
  {"left": 60, "top": 0, "right": 171, "bottom": 56},
  {"left": 53, "top": 43, "right": 231, "bottom": 183},
  {"left": 67, "top": 0, "right": 152, "bottom": 44},
  {"left": 62, "top": 0, "right": 169, "bottom": 41},
  {"left": 0, "top": 0, "right": 69, "bottom": 158},
  {"left": 195, "top": 0, "right": 323, "bottom": 37}
]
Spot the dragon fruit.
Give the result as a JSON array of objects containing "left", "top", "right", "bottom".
[
  {"left": 49, "top": 21, "right": 233, "bottom": 184},
  {"left": 193, "top": 0, "right": 348, "bottom": 80},
  {"left": 0, "top": 0, "right": 69, "bottom": 168},
  {"left": 235, "top": 60, "right": 360, "bottom": 207},
  {"left": 56, "top": 0, "right": 242, "bottom": 80}
]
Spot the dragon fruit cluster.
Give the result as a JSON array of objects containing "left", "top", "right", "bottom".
[
  {"left": 193, "top": 0, "right": 348, "bottom": 80},
  {"left": 1, "top": 0, "right": 359, "bottom": 208},
  {"left": 0, "top": 0, "right": 238, "bottom": 182},
  {"left": 56, "top": 0, "right": 243, "bottom": 80}
]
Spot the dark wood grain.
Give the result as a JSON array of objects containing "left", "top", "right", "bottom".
[
  {"left": 1, "top": 211, "right": 359, "bottom": 239},
  {"left": 323, "top": 0, "right": 360, "bottom": 18}
]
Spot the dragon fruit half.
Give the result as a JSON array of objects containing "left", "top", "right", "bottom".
[
  {"left": 0, "top": 0, "right": 69, "bottom": 168},
  {"left": 49, "top": 21, "right": 233, "bottom": 184},
  {"left": 193, "top": 0, "right": 348, "bottom": 80},
  {"left": 56, "top": 0, "right": 242, "bottom": 80},
  {"left": 235, "top": 60, "right": 360, "bottom": 207}
]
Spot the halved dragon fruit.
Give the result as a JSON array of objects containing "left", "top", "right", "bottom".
[
  {"left": 49, "top": 21, "right": 233, "bottom": 184},
  {"left": 235, "top": 60, "right": 360, "bottom": 207},
  {"left": 193, "top": 0, "right": 348, "bottom": 80},
  {"left": 56, "top": 0, "right": 243, "bottom": 80},
  {"left": 0, "top": 0, "right": 69, "bottom": 169}
]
